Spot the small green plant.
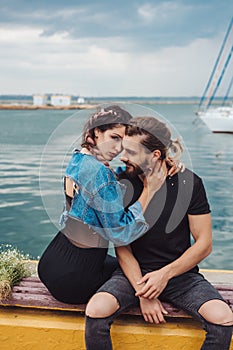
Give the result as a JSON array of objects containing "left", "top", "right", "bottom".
[{"left": 0, "top": 245, "right": 33, "bottom": 300}]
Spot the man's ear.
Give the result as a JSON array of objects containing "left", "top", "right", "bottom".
[{"left": 152, "top": 149, "right": 161, "bottom": 160}]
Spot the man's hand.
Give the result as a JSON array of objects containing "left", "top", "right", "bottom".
[
  {"left": 136, "top": 270, "right": 169, "bottom": 299},
  {"left": 139, "top": 297, "right": 168, "bottom": 323}
]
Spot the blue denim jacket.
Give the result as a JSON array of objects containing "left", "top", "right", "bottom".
[{"left": 61, "top": 151, "right": 148, "bottom": 246}]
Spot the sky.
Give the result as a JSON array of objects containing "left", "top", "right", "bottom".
[{"left": 0, "top": 0, "right": 233, "bottom": 97}]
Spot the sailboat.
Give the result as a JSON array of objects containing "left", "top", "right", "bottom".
[{"left": 196, "top": 17, "right": 233, "bottom": 133}]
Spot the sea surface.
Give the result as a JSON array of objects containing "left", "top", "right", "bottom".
[{"left": 0, "top": 101, "right": 233, "bottom": 270}]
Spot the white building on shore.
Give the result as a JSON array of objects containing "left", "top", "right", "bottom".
[
  {"left": 33, "top": 95, "right": 48, "bottom": 106},
  {"left": 77, "top": 96, "right": 85, "bottom": 104},
  {"left": 50, "top": 95, "right": 71, "bottom": 106}
]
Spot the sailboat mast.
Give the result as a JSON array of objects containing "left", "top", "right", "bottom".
[
  {"left": 222, "top": 75, "right": 233, "bottom": 106},
  {"left": 198, "top": 17, "right": 233, "bottom": 110},
  {"left": 207, "top": 45, "right": 233, "bottom": 109}
]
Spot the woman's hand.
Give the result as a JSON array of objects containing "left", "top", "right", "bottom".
[
  {"left": 143, "top": 159, "right": 167, "bottom": 193},
  {"left": 167, "top": 157, "right": 185, "bottom": 177},
  {"left": 138, "top": 159, "right": 167, "bottom": 212},
  {"left": 136, "top": 269, "right": 169, "bottom": 299},
  {"left": 139, "top": 297, "right": 168, "bottom": 324}
]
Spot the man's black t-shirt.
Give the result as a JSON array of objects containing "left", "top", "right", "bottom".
[{"left": 118, "top": 168, "right": 211, "bottom": 273}]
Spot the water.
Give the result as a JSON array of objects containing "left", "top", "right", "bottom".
[{"left": 0, "top": 103, "right": 233, "bottom": 270}]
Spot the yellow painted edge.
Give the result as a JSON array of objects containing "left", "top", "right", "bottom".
[
  {"left": 0, "top": 308, "right": 232, "bottom": 350},
  {"left": 200, "top": 268, "right": 233, "bottom": 274},
  {"left": 0, "top": 307, "right": 202, "bottom": 334},
  {"left": 1, "top": 303, "right": 85, "bottom": 312}
]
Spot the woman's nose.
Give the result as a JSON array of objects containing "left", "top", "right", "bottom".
[
  {"left": 120, "top": 151, "right": 127, "bottom": 162},
  {"left": 115, "top": 143, "right": 122, "bottom": 153}
]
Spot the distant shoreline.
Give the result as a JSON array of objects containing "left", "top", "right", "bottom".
[
  {"left": 0, "top": 101, "right": 199, "bottom": 110},
  {"left": 0, "top": 99, "right": 228, "bottom": 110},
  {"left": 0, "top": 104, "right": 96, "bottom": 110}
]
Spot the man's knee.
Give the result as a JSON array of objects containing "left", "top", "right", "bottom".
[
  {"left": 198, "top": 299, "right": 233, "bottom": 325},
  {"left": 86, "top": 292, "right": 120, "bottom": 318}
]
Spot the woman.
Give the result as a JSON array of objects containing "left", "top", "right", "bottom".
[{"left": 38, "top": 105, "right": 180, "bottom": 304}]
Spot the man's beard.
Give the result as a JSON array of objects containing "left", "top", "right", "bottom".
[{"left": 123, "top": 161, "right": 148, "bottom": 179}]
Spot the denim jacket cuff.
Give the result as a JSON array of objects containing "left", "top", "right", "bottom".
[{"left": 128, "top": 201, "right": 146, "bottom": 222}]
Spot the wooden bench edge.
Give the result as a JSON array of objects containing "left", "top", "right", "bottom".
[{"left": 0, "top": 277, "right": 232, "bottom": 319}]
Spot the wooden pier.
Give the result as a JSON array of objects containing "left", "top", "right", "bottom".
[{"left": 0, "top": 269, "right": 232, "bottom": 349}]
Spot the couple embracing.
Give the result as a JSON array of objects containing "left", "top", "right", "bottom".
[{"left": 38, "top": 105, "right": 233, "bottom": 350}]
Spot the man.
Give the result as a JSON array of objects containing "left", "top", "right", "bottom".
[{"left": 85, "top": 116, "right": 233, "bottom": 350}]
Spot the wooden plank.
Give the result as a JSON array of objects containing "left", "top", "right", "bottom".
[
  {"left": 214, "top": 284, "right": 233, "bottom": 291},
  {"left": 1, "top": 277, "right": 233, "bottom": 317},
  {"left": 12, "top": 286, "right": 51, "bottom": 295},
  {"left": 20, "top": 277, "right": 42, "bottom": 283}
]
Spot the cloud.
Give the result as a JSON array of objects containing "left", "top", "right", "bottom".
[
  {"left": 138, "top": 3, "right": 157, "bottom": 23},
  {"left": 0, "top": 0, "right": 232, "bottom": 95},
  {"left": 137, "top": 1, "right": 189, "bottom": 23},
  {"left": 0, "top": 25, "right": 225, "bottom": 96},
  {"left": 1, "top": 0, "right": 232, "bottom": 50}
]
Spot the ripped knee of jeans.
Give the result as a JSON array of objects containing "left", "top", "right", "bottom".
[
  {"left": 220, "top": 319, "right": 233, "bottom": 326},
  {"left": 85, "top": 292, "right": 120, "bottom": 318},
  {"left": 198, "top": 299, "right": 233, "bottom": 326}
]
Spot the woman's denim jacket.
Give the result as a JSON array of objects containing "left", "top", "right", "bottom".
[{"left": 61, "top": 151, "right": 149, "bottom": 246}]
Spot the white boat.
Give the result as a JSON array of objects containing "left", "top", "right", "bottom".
[
  {"left": 197, "top": 106, "right": 233, "bottom": 133},
  {"left": 197, "top": 17, "right": 233, "bottom": 133}
]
